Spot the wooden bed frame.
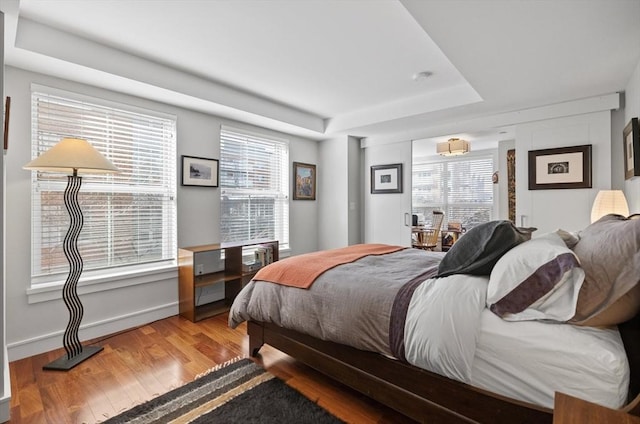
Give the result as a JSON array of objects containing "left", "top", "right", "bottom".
[{"left": 248, "top": 313, "right": 640, "bottom": 424}]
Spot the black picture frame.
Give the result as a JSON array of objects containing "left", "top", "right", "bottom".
[
  {"left": 181, "top": 155, "right": 219, "bottom": 187},
  {"left": 371, "top": 163, "right": 403, "bottom": 194},
  {"left": 528, "top": 144, "right": 592, "bottom": 190},
  {"left": 624, "top": 117, "right": 640, "bottom": 180},
  {"left": 293, "top": 162, "right": 316, "bottom": 200}
]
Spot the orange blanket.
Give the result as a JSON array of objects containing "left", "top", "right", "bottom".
[{"left": 253, "top": 243, "right": 405, "bottom": 289}]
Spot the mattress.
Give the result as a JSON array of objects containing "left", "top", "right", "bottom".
[{"left": 471, "top": 309, "right": 630, "bottom": 409}]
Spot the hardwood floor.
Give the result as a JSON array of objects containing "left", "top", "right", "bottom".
[{"left": 9, "top": 313, "right": 414, "bottom": 423}]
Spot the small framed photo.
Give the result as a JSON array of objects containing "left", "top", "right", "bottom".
[
  {"left": 371, "top": 163, "right": 403, "bottom": 194},
  {"left": 624, "top": 117, "right": 640, "bottom": 180},
  {"left": 181, "top": 155, "right": 219, "bottom": 187},
  {"left": 293, "top": 161, "right": 316, "bottom": 200},
  {"left": 528, "top": 144, "right": 592, "bottom": 190}
]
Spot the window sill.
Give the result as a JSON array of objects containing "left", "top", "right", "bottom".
[{"left": 27, "top": 262, "right": 178, "bottom": 304}]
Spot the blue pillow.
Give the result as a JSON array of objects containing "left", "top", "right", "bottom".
[{"left": 437, "top": 220, "right": 535, "bottom": 277}]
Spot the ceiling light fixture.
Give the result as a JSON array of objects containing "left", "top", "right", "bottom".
[{"left": 437, "top": 138, "right": 470, "bottom": 156}]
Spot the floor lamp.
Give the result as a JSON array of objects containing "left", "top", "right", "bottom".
[{"left": 24, "top": 138, "right": 120, "bottom": 371}]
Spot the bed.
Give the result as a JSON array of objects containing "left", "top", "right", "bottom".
[{"left": 229, "top": 216, "right": 640, "bottom": 423}]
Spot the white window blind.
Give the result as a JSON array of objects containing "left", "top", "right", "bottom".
[
  {"left": 31, "top": 88, "right": 177, "bottom": 283},
  {"left": 412, "top": 154, "right": 494, "bottom": 229},
  {"left": 220, "top": 127, "right": 289, "bottom": 248}
]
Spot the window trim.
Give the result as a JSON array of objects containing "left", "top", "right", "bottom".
[{"left": 26, "top": 262, "right": 178, "bottom": 304}]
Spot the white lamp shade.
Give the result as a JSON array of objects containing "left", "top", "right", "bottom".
[
  {"left": 591, "top": 190, "right": 629, "bottom": 223},
  {"left": 23, "top": 138, "right": 120, "bottom": 175},
  {"left": 437, "top": 138, "right": 470, "bottom": 156}
]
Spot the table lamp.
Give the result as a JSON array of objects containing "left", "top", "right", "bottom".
[
  {"left": 24, "top": 137, "right": 120, "bottom": 370},
  {"left": 590, "top": 190, "right": 629, "bottom": 223}
]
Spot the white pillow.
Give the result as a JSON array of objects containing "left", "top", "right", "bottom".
[{"left": 487, "top": 232, "right": 584, "bottom": 322}]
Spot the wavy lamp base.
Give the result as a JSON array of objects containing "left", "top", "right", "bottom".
[{"left": 43, "top": 345, "right": 104, "bottom": 371}]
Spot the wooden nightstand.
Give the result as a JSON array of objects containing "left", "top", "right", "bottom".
[{"left": 553, "top": 392, "right": 640, "bottom": 424}]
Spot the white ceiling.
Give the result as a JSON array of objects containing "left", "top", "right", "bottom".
[{"left": 2, "top": 0, "right": 640, "bottom": 151}]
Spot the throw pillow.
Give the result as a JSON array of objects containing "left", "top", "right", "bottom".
[
  {"left": 570, "top": 214, "right": 640, "bottom": 326},
  {"left": 487, "top": 232, "right": 584, "bottom": 322},
  {"left": 437, "top": 220, "right": 535, "bottom": 277}
]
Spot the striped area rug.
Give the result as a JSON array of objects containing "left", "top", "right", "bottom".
[{"left": 102, "top": 357, "right": 344, "bottom": 423}]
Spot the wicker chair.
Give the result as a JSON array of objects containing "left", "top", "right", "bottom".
[{"left": 412, "top": 211, "right": 445, "bottom": 251}]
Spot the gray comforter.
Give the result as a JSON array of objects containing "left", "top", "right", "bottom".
[{"left": 229, "top": 247, "right": 488, "bottom": 382}]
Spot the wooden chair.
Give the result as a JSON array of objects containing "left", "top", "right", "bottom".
[{"left": 412, "top": 211, "right": 445, "bottom": 250}]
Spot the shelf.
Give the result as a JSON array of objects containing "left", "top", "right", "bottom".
[
  {"left": 194, "top": 299, "right": 233, "bottom": 321},
  {"left": 180, "top": 238, "right": 280, "bottom": 253},
  {"left": 178, "top": 239, "right": 279, "bottom": 322},
  {"left": 193, "top": 271, "right": 241, "bottom": 288}
]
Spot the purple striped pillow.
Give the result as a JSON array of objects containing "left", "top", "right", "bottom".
[{"left": 487, "top": 232, "right": 584, "bottom": 322}]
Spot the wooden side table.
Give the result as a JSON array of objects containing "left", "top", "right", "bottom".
[
  {"left": 178, "top": 239, "right": 279, "bottom": 322},
  {"left": 553, "top": 392, "right": 640, "bottom": 424}
]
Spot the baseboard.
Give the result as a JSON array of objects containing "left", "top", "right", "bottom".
[
  {"left": 8, "top": 302, "right": 178, "bottom": 362},
  {"left": 0, "top": 346, "right": 10, "bottom": 423}
]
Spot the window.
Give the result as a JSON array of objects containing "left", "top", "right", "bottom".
[
  {"left": 412, "top": 153, "right": 495, "bottom": 230},
  {"left": 31, "top": 87, "right": 177, "bottom": 285},
  {"left": 220, "top": 126, "right": 289, "bottom": 249}
]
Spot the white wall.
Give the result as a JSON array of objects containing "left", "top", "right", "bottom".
[
  {"left": 515, "top": 111, "right": 612, "bottom": 234},
  {"left": 4, "top": 66, "right": 319, "bottom": 360},
  {"left": 363, "top": 97, "right": 618, "bottom": 244},
  {"left": 363, "top": 140, "right": 412, "bottom": 246},
  {"left": 611, "top": 107, "right": 626, "bottom": 191},
  {"left": 318, "top": 137, "right": 348, "bottom": 250},
  {"left": 624, "top": 58, "right": 640, "bottom": 213}
]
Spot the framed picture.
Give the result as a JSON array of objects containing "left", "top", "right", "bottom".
[
  {"left": 528, "top": 144, "right": 592, "bottom": 190},
  {"left": 507, "top": 148, "right": 516, "bottom": 223},
  {"left": 624, "top": 117, "right": 640, "bottom": 180},
  {"left": 293, "top": 162, "right": 316, "bottom": 200},
  {"left": 371, "top": 163, "right": 403, "bottom": 194},
  {"left": 181, "top": 155, "right": 219, "bottom": 187}
]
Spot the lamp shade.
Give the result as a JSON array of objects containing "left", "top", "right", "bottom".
[
  {"left": 437, "top": 138, "right": 470, "bottom": 156},
  {"left": 590, "top": 190, "right": 629, "bottom": 223},
  {"left": 23, "top": 138, "right": 120, "bottom": 175}
]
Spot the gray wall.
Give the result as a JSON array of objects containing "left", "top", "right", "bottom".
[
  {"left": 624, "top": 59, "right": 640, "bottom": 212},
  {"left": 0, "top": 11, "right": 9, "bottom": 423},
  {"left": 347, "top": 136, "right": 362, "bottom": 245},
  {"left": 318, "top": 136, "right": 349, "bottom": 249},
  {"left": 4, "top": 66, "right": 319, "bottom": 360},
  {"left": 317, "top": 135, "right": 363, "bottom": 250}
]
